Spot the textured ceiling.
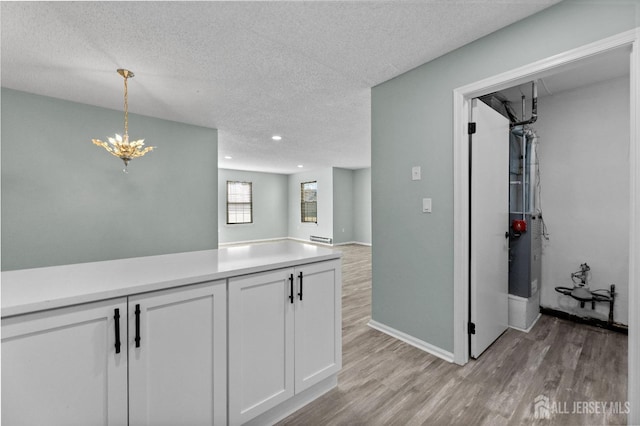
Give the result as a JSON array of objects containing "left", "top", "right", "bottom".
[{"left": 1, "top": 1, "right": 561, "bottom": 174}]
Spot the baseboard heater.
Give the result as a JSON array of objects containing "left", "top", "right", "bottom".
[{"left": 310, "top": 235, "right": 332, "bottom": 244}]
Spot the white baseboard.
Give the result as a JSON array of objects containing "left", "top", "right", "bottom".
[
  {"left": 368, "top": 319, "right": 454, "bottom": 363},
  {"left": 219, "top": 237, "right": 287, "bottom": 247},
  {"left": 221, "top": 237, "right": 372, "bottom": 248},
  {"left": 334, "top": 241, "right": 372, "bottom": 247}
]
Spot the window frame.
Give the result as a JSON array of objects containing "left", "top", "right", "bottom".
[
  {"left": 226, "top": 180, "right": 253, "bottom": 225},
  {"left": 300, "top": 181, "right": 318, "bottom": 224}
]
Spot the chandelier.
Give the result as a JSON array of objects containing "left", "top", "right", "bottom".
[{"left": 92, "top": 69, "right": 154, "bottom": 172}]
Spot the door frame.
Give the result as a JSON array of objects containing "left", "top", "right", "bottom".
[{"left": 452, "top": 27, "right": 640, "bottom": 420}]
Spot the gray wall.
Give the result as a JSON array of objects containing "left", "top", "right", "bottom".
[
  {"left": 218, "top": 168, "right": 288, "bottom": 244},
  {"left": 2, "top": 88, "right": 218, "bottom": 270},
  {"left": 287, "top": 168, "right": 334, "bottom": 242},
  {"left": 353, "top": 168, "right": 372, "bottom": 245},
  {"left": 537, "top": 77, "right": 630, "bottom": 325},
  {"left": 333, "top": 167, "right": 355, "bottom": 245},
  {"left": 220, "top": 167, "right": 371, "bottom": 246},
  {"left": 371, "top": 1, "right": 639, "bottom": 352}
]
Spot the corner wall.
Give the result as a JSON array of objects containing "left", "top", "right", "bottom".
[{"left": 1, "top": 88, "right": 218, "bottom": 270}]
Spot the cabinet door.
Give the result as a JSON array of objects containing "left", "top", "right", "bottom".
[
  {"left": 228, "top": 268, "right": 295, "bottom": 425},
  {"left": 128, "top": 281, "right": 226, "bottom": 426},
  {"left": 1, "top": 298, "right": 128, "bottom": 426},
  {"left": 294, "top": 260, "right": 342, "bottom": 392}
]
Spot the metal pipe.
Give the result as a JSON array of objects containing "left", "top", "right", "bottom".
[
  {"left": 521, "top": 128, "right": 526, "bottom": 218},
  {"left": 510, "top": 81, "right": 538, "bottom": 128}
]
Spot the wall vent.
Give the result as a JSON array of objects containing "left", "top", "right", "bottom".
[{"left": 310, "top": 235, "right": 332, "bottom": 245}]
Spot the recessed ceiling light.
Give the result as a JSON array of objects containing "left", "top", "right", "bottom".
[
  {"left": 297, "top": 164, "right": 304, "bottom": 168},
  {"left": 224, "top": 156, "right": 232, "bottom": 160},
  {"left": 272, "top": 135, "right": 282, "bottom": 141}
]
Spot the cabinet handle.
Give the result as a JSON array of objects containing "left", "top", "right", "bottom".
[
  {"left": 298, "top": 272, "right": 303, "bottom": 301},
  {"left": 135, "top": 304, "right": 141, "bottom": 348},
  {"left": 289, "top": 274, "right": 294, "bottom": 304},
  {"left": 114, "top": 308, "right": 121, "bottom": 354}
]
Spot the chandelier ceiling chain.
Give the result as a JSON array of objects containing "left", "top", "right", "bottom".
[
  {"left": 122, "top": 69, "right": 130, "bottom": 137},
  {"left": 92, "top": 69, "right": 155, "bottom": 173}
]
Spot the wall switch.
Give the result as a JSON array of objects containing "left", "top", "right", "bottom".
[
  {"left": 422, "top": 198, "right": 432, "bottom": 213},
  {"left": 412, "top": 166, "right": 421, "bottom": 181}
]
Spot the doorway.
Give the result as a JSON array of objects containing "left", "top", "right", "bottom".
[{"left": 452, "top": 28, "right": 639, "bottom": 421}]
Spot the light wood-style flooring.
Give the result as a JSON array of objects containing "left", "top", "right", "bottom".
[{"left": 277, "top": 244, "right": 628, "bottom": 426}]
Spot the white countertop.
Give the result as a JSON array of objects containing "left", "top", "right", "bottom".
[{"left": 1, "top": 240, "right": 341, "bottom": 317}]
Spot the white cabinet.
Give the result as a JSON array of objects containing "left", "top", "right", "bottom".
[
  {"left": 2, "top": 280, "right": 226, "bottom": 426},
  {"left": 293, "top": 261, "right": 342, "bottom": 392},
  {"left": 2, "top": 298, "right": 128, "bottom": 426},
  {"left": 228, "top": 260, "right": 341, "bottom": 425},
  {"left": 1, "top": 242, "right": 342, "bottom": 426},
  {"left": 228, "top": 268, "right": 295, "bottom": 424},
  {"left": 129, "top": 281, "right": 227, "bottom": 426}
]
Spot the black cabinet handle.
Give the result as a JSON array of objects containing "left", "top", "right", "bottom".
[
  {"left": 289, "top": 274, "right": 294, "bottom": 304},
  {"left": 135, "top": 304, "right": 141, "bottom": 348},
  {"left": 298, "top": 272, "right": 303, "bottom": 301},
  {"left": 114, "top": 308, "right": 121, "bottom": 354}
]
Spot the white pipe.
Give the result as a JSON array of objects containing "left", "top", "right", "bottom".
[{"left": 528, "top": 132, "right": 538, "bottom": 213}]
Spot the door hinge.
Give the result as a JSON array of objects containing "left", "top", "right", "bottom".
[
  {"left": 468, "top": 322, "right": 476, "bottom": 335},
  {"left": 468, "top": 122, "right": 476, "bottom": 135}
]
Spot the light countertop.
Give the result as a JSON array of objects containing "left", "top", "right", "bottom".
[{"left": 1, "top": 240, "right": 341, "bottom": 318}]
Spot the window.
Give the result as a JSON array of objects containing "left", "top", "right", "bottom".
[
  {"left": 227, "top": 181, "right": 252, "bottom": 224},
  {"left": 301, "top": 181, "right": 317, "bottom": 223}
]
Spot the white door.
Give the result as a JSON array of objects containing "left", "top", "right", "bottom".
[
  {"left": 228, "top": 268, "right": 295, "bottom": 425},
  {"left": 1, "top": 298, "right": 128, "bottom": 426},
  {"left": 470, "top": 98, "right": 510, "bottom": 358},
  {"left": 294, "top": 260, "right": 342, "bottom": 392},
  {"left": 128, "top": 281, "right": 227, "bottom": 426}
]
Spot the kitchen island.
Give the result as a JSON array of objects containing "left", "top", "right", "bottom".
[{"left": 2, "top": 240, "right": 342, "bottom": 425}]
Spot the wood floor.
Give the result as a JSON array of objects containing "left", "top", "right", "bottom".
[{"left": 277, "top": 244, "right": 628, "bottom": 426}]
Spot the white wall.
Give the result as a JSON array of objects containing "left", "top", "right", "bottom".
[
  {"left": 218, "top": 169, "right": 288, "bottom": 244},
  {"left": 537, "top": 76, "right": 630, "bottom": 325}
]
